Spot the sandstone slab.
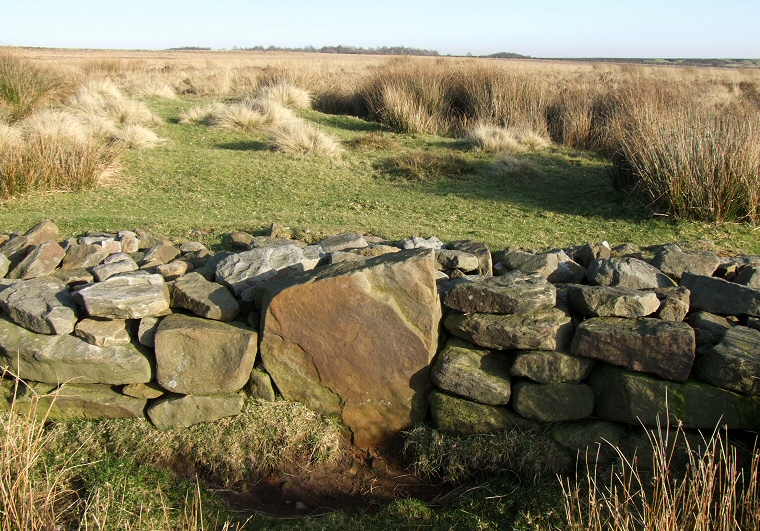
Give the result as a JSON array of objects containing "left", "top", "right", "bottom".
[
  {"left": 443, "top": 271, "right": 556, "bottom": 315},
  {"left": 510, "top": 350, "right": 594, "bottom": 384},
  {"left": 168, "top": 272, "right": 239, "bottom": 321},
  {"left": 0, "top": 277, "right": 78, "bottom": 334},
  {"left": 8, "top": 240, "right": 65, "bottom": 280},
  {"left": 154, "top": 313, "right": 258, "bottom": 394},
  {"left": 74, "top": 273, "right": 171, "bottom": 319},
  {"left": 0, "top": 219, "right": 58, "bottom": 267},
  {"left": 428, "top": 390, "right": 538, "bottom": 435},
  {"left": 14, "top": 384, "right": 147, "bottom": 420},
  {"left": 435, "top": 249, "right": 480, "bottom": 272},
  {"left": 147, "top": 393, "right": 244, "bottom": 429},
  {"left": 695, "top": 326, "right": 760, "bottom": 396},
  {"left": 588, "top": 257, "right": 676, "bottom": 289},
  {"left": 61, "top": 244, "right": 109, "bottom": 270},
  {"left": 446, "top": 240, "right": 492, "bottom": 276},
  {"left": 319, "top": 232, "right": 368, "bottom": 253},
  {"left": 650, "top": 244, "right": 720, "bottom": 280},
  {"left": 247, "top": 366, "right": 276, "bottom": 401},
  {"left": 92, "top": 257, "right": 139, "bottom": 281},
  {"left": 259, "top": 249, "right": 441, "bottom": 447},
  {"left": 74, "top": 318, "right": 131, "bottom": 347},
  {"left": 502, "top": 248, "right": 586, "bottom": 284},
  {"left": 681, "top": 272, "right": 760, "bottom": 317},
  {"left": 567, "top": 285, "right": 660, "bottom": 318},
  {"left": 511, "top": 381, "right": 594, "bottom": 422}
]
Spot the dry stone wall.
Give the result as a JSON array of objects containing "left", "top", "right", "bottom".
[{"left": 1, "top": 220, "right": 760, "bottom": 454}]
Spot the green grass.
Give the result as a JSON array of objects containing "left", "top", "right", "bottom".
[{"left": 1, "top": 96, "right": 759, "bottom": 254}]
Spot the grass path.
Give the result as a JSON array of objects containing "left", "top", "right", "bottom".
[{"left": 2, "top": 97, "right": 759, "bottom": 254}]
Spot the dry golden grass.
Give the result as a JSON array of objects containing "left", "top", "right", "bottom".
[
  {"left": 465, "top": 123, "right": 550, "bottom": 153},
  {"left": 268, "top": 120, "right": 343, "bottom": 156},
  {"left": 254, "top": 80, "right": 312, "bottom": 109}
]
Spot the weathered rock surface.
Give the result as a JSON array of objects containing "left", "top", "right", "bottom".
[
  {"left": 0, "top": 219, "right": 58, "bottom": 266},
  {"left": 446, "top": 240, "right": 492, "bottom": 276},
  {"left": 147, "top": 393, "right": 244, "bottom": 429},
  {"left": 550, "top": 419, "right": 627, "bottom": 466},
  {"left": 0, "top": 316, "right": 152, "bottom": 384},
  {"left": 688, "top": 311, "right": 734, "bottom": 347},
  {"left": 156, "top": 260, "right": 191, "bottom": 281},
  {"left": 511, "top": 381, "right": 594, "bottom": 422},
  {"left": 510, "top": 350, "right": 594, "bottom": 384},
  {"left": 571, "top": 317, "right": 695, "bottom": 381},
  {"left": 444, "top": 308, "right": 573, "bottom": 351},
  {"left": 247, "top": 367, "right": 276, "bottom": 401},
  {"left": 430, "top": 338, "right": 511, "bottom": 405},
  {"left": 573, "top": 242, "right": 612, "bottom": 269},
  {"left": 443, "top": 271, "right": 556, "bottom": 315},
  {"left": 399, "top": 236, "right": 443, "bottom": 250},
  {"left": 91, "top": 256, "right": 139, "bottom": 282},
  {"left": 168, "top": 272, "right": 239, "bottom": 321},
  {"left": 650, "top": 244, "right": 720, "bottom": 280},
  {"left": 215, "top": 244, "right": 323, "bottom": 296},
  {"left": 154, "top": 314, "right": 258, "bottom": 395},
  {"left": 8, "top": 241, "right": 65, "bottom": 280},
  {"left": 588, "top": 257, "right": 676, "bottom": 289},
  {"left": 137, "top": 316, "right": 162, "bottom": 347},
  {"left": 567, "top": 285, "right": 660, "bottom": 318},
  {"left": 735, "top": 265, "right": 760, "bottom": 290},
  {"left": 695, "top": 326, "right": 760, "bottom": 396},
  {"left": 74, "top": 273, "right": 171, "bottom": 319},
  {"left": 654, "top": 286, "right": 691, "bottom": 322},
  {"left": 61, "top": 244, "right": 109, "bottom": 270},
  {"left": 140, "top": 243, "right": 181, "bottom": 268},
  {"left": 260, "top": 249, "right": 440, "bottom": 447},
  {"left": 501, "top": 249, "right": 586, "bottom": 284},
  {"left": 590, "top": 365, "right": 760, "bottom": 430},
  {"left": 122, "top": 382, "right": 164, "bottom": 399},
  {"left": 319, "top": 232, "right": 368, "bottom": 253},
  {"left": 0, "top": 254, "right": 10, "bottom": 278},
  {"left": 681, "top": 272, "right": 760, "bottom": 317},
  {"left": 15, "top": 384, "right": 147, "bottom": 420},
  {"left": 435, "top": 249, "right": 480, "bottom": 272},
  {"left": 428, "top": 390, "right": 538, "bottom": 435},
  {"left": 51, "top": 268, "right": 94, "bottom": 285},
  {"left": 74, "top": 318, "right": 131, "bottom": 347},
  {"left": 0, "top": 277, "right": 78, "bottom": 334}
]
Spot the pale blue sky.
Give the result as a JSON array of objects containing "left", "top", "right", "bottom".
[{"left": 1, "top": 0, "right": 757, "bottom": 58}]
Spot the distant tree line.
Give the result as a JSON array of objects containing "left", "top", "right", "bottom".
[{"left": 231, "top": 45, "right": 440, "bottom": 56}]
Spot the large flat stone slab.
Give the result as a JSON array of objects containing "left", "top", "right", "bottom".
[
  {"left": 428, "top": 390, "right": 538, "bottom": 435},
  {"left": 13, "top": 384, "right": 147, "bottom": 420},
  {"left": 154, "top": 313, "right": 258, "bottom": 395},
  {"left": 510, "top": 350, "right": 594, "bottom": 384},
  {"left": 681, "top": 272, "right": 760, "bottom": 317},
  {"left": 0, "top": 219, "right": 58, "bottom": 268},
  {"left": 260, "top": 249, "right": 441, "bottom": 448},
  {"left": 588, "top": 257, "right": 676, "bottom": 289},
  {"left": 8, "top": 240, "right": 65, "bottom": 280},
  {"left": 74, "top": 273, "right": 171, "bottom": 319},
  {"left": 0, "top": 277, "right": 78, "bottom": 335},
  {"left": 571, "top": 317, "right": 695, "bottom": 381},
  {"left": 0, "top": 316, "right": 153, "bottom": 384},
  {"left": 443, "top": 271, "right": 556, "bottom": 315},
  {"left": 511, "top": 381, "right": 594, "bottom": 422},
  {"left": 567, "top": 285, "right": 660, "bottom": 318},
  {"left": 147, "top": 393, "right": 244, "bottom": 429},
  {"left": 695, "top": 326, "right": 760, "bottom": 396},
  {"left": 168, "top": 272, "right": 239, "bottom": 321}
]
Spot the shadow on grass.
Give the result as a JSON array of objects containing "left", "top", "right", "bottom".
[
  {"left": 217, "top": 141, "right": 270, "bottom": 151},
  {"left": 307, "top": 113, "right": 387, "bottom": 133}
]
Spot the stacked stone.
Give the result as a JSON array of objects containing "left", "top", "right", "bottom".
[{"left": 432, "top": 241, "right": 760, "bottom": 456}]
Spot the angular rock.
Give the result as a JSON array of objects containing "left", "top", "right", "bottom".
[
  {"left": 0, "top": 219, "right": 58, "bottom": 267},
  {"left": 435, "top": 249, "right": 480, "bottom": 272},
  {"left": 118, "top": 231, "right": 140, "bottom": 253},
  {"left": 573, "top": 242, "right": 612, "bottom": 269},
  {"left": 247, "top": 366, "right": 276, "bottom": 401},
  {"left": 567, "top": 285, "right": 660, "bottom": 318},
  {"left": 588, "top": 257, "right": 676, "bottom": 289},
  {"left": 502, "top": 248, "right": 586, "bottom": 284},
  {"left": 0, "top": 253, "right": 9, "bottom": 278},
  {"left": 8, "top": 240, "right": 65, "bottom": 280},
  {"left": 0, "top": 277, "right": 78, "bottom": 334},
  {"left": 681, "top": 272, "right": 760, "bottom": 317},
  {"left": 510, "top": 350, "right": 594, "bottom": 384},
  {"left": 51, "top": 268, "right": 95, "bottom": 286},
  {"left": 511, "top": 381, "right": 594, "bottom": 422},
  {"left": 399, "top": 236, "right": 443, "bottom": 250},
  {"left": 735, "top": 265, "right": 760, "bottom": 290},
  {"left": 260, "top": 249, "right": 440, "bottom": 448},
  {"left": 179, "top": 241, "right": 207, "bottom": 253},
  {"left": 319, "top": 232, "right": 368, "bottom": 253},
  {"left": 571, "top": 317, "right": 695, "bottom": 381},
  {"left": 252, "top": 236, "right": 306, "bottom": 249},
  {"left": 74, "top": 273, "right": 171, "bottom": 319},
  {"left": 14, "top": 384, "right": 147, "bottom": 420},
  {"left": 154, "top": 314, "right": 258, "bottom": 394},
  {"left": 428, "top": 390, "right": 538, "bottom": 435},
  {"left": 156, "top": 260, "right": 191, "bottom": 281},
  {"left": 141, "top": 243, "right": 181, "bottom": 268},
  {"left": 443, "top": 271, "right": 556, "bottom": 315},
  {"left": 147, "top": 393, "right": 244, "bottom": 429},
  {"left": 74, "top": 318, "right": 131, "bottom": 347},
  {"left": 654, "top": 286, "right": 691, "bottom": 322},
  {"left": 228, "top": 230, "right": 254, "bottom": 249},
  {"left": 329, "top": 251, "right": 369, "bottom": 264},
  {"left": 91, "top": 256, "right": 139, "bottom": 281},
  {"left": 215, "top": 244, "right": 323, "bottom": 296},
  {"left": 168, "top": 272, "right": 239, "bottom": 321},
  {"left": 430, "top": 338, "right": 511, "bottom": 405},
  {"left": 695, "top": 326, "right": 760, "bottom": 396},
  {"left": 60, "top": 244, "right": 109, "bottom": 271},
  {"left": 688, "top": 311, "right": 734, "bottom": 347},
  {"left": 122, "top": 382, "right": 164, "bottom": 399},
  {"left": 0, "top": 316, "right": 153, "bottom": 384},
  {"left": 78, "top": 236, "right": 121, "bottom": 255},
  {"left": 650, "top": 244, "right": 720, "bottom": 280},
  {"left": 137, "top": 316, "right": 162, "bottom": 347},
  {"left": 590, "top": 365, "right": 760, "bottom": 430},
  {"left": 194, "top": 251, "right": 232, "bottom": 280},
  {"left": 550, "top": 420, "right": 627, "bottom": 466},
  {"left": 444, "top": 308, "right": 573, "bottom": 351},
  {"left": 447, "top": 240, "right": 492, "bottom": 276}
]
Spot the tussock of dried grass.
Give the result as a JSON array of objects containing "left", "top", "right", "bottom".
[
  {"left": 255, "top": 81, "right": 312, "bottom": 110},
  {"left": 268, "top": 120, "right": 343, "bottom": 156},
  {"left": 465, "top": 123, "right": 550, "bottom": 153}
]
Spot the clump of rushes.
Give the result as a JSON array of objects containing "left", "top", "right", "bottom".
[
  {"left": 254, "top": 80, "right": 312, "bottom": 110},
  {"left": 268, "top": 120, "right": 343, "bottom": 157},
  {"left": 0, "top": 49, "right": 70, "bottom": 122}
]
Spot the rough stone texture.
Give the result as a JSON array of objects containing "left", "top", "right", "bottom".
[
  {"left": 147, "top": 393, "right": 244, "bottom": 429},
  {"left": 447, "top": 240, "right": 492, "bottom": 276},
  {"left": 119, "top": 231, "right": 140, "bottom": 253},
  {"left": 590, "top": 365, "right": 760, "bottom": 430},
  {"left": 156, "top": 260, "right": 192, "bottom": 281},
  {"left": 510, "top": 350, "right": 594, "bottom": 384},
  {"left": 695, "top": 326, "right": 760, "bottom": 396},
  {"left": 511, "top": 381, "right": 594, "bottom": 422},
  {"left": 319, "top": 232, "right": 368, "bottom": 253},
  {"left": 179, "top": 241, "right": 207, "bottom": 253},
  {"left": 329, "top": 251, "right": 369, "bottom": 264},
  {"left": 260, "top": 249, "right": 440, "bottom": 448},
  {"left": 247, "top": 366, "right": 276, "bottom": 401},
  {"left": 352, "top": 244, "right": 401, "bottom": 258},
  {"left": 428, "top": 390, "right": 538, "bottom": 435},
  {"left": 0, "top": 316, "right": 153, "bottom": 384},
  {"left": 14, "top": 384, "right": 147, "bottom": 420},
  {"left": 588, "top": 257, "right": 676, "bottom": 289},
  {"left": 444, "top": 308, "right": 573, "bottom": 351},
  {"left": 74, "top": 318, "right": 131, "bottom": 347},
  {"left": 79, "top": 236, "right": 122, "bottom": 255},
  {"left": 502, "top": 248, "right": 586, "bottom": 284},
  {"left": 550, "top": 420, "right": 627, "bottom": 466},
  {"left": 74, "top": 273, "right": 171, "bottom": 319},
  {"left": 567, "top": 285, "right": 660, "bottom": 318},
  {"left": 215, "top": 244, "right": 323, "bottom": 296},
  {"left": 194, "top": 251, "right": 232, "bottom": 281},
  {"left": 8, "top": 240, "right": 65, "bottom": 280},
  {"left": 51, "top": 268, "right": 94, "bottom": 286},
  {"left": 0, "top": 253, "right": 10, "bottom": 278},
  {"left": 443, "top": 271, "right": 556, "bottom": 315},
  {"left": 122, "top": 382, "right": 164, "bottom": 399},
  {"left": 140, "top": 243, "right": 181, "bottom": 268},
  {"left": 435, "top": 249, "right": 480, "bottom": 272},
  {"left": 573, "top": 243, "right": 612, "bottom": 269},
  {"left": 137, "top": 316, "right": 162, "bottom": 347},
  {"left": 688, "top": 311, "right": 734, "bottom": 347},
  {"left": 735, "top": 265, "right": 760, "bottom": 290},
  {"left": 0, "top": 277, "right": 78, "bottom": 334},
  {"left": 61, "top": 244, "right": 109, "bottom": 271},
  {"left": 154, "top": 314, "right": 258, "bottom": 395},
  {"left": 430, "top": 338, "right": 511, "bottom": 405},
  {"left": 681, "top": 272, "right": 760, "bottom": 317},
  {"left": 571, "top": 317, "right": 695, "bottom": 381},
  {"left": 650, "top": 244, "right": 720, "bottom": 280},
  {"left": 228, "top": 230, "right": 255, "bottom": 249},
  {"left": 168, "top": 272, "right": 239, "bottom": 321},
  {"left": 654, "top": 286, "right": 691, "bottom": 322},
  {"left": 399, "top": 236, "right": 443, "bottom": 250},
  {"left": 91, "top": 257, "right": 139, "bottom": 282},
  {"left": 0, "top": 219, "right": 58, "bottom": 267}
]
